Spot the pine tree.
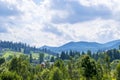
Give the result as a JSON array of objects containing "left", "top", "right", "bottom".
[
  {"left": 50, "top": 56, "right": 55, "bottom": 62},
  {"left": 60, "top": 51, "right": 66, "bottom": 60},
  {"left": 80, "top": 55, "right": 97, "bottom": 80},
  {"left": 87, "top": 50, "right": 92, "bottom": 57},
  {"left": 30, "top": 53, "right": 32, "bottom": 63},
  {"left": 39, "top": 53, "right": 44, "bottom": 64}
]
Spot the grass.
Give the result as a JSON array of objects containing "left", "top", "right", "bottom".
[
  {"left": 2, "top": 51, "right": 24, "bottom": 58},
  {"left": 31, "top": 52, "right": 54, "bottom": 59},
  {"left": 1, "top": 50, "right": 55, "bottom": 60}
]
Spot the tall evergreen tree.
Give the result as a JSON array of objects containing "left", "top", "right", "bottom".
[
  {"left": 39, "top": 53, "right": 44, "bottom": 64},
  {"left": 30, "top": 53, "right": 32, "bottom": 63},
  {"left": 50, "top": 56, "right": 55, "bottom": 62},
  {"left": 60, "top": 51, "right": 66, "bottom": 60},
  {"left": 87, "top": 50, "right": 92, "bottom": 57},
  {"left": 80, "top": 55, "right": 97, "bottom": 80}
]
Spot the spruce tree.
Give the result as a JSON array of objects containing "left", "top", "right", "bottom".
[{"left": 80, "top": 55, "right": 97, "bottom": 80}]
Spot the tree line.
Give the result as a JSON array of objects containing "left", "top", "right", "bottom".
[
  {"left": 59, "top": 49, "right": 120, "bottom": 62},
  {"left": 1, "top": 49, "right": 120, "bottom": 80}
]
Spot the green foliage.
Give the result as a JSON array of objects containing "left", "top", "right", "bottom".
[
  {"left": 9, "top": 57, "right": 18, "bottom": 71},
  {"left": 95, "top": 62, "right": 103, "bottom": 80},
  {"left": 39, "top": 69, "right": 50, "bottom": 80},
  {"left": 80, "top": 55, "right": 97, "bottom": 80},
  {"left": 104, "top": 53, "right": 111, "bottom": 78},
  {"left": 0, "top": 57, "right": 5, "bottom": 65},
  {"left": 116, "top": 63, "right": 120, "bottom": 80},
  {"left": 3, "top": 51, "right": 23, "bottom": 59},
  {"left": 54, "top": 59, "right": 69, "bottom": 79},
  {"left": 68, "top": 58, "right": 80, "bottom": 80},
  {"left": 111, "top": 60, "right": 120, "bottom": 70},
  {"left": 49, "top": 67, "right": 63, "bottom": 80},
  {"left": 60, "top": 51, "right": 67, "bottom": 60},
  {"left": 0, "top": 71, "right": 22, "bottom": 80},
  {"left": 1, "top": 48, "right": 120, "bottom": 80},
  {"left": 54, "top": 59, "right": 64, "bottom": 69},
  {"left": 9, "top": 55, "right": 31, "bottom": 80},
  {"left": 29, "top": 53, "right": 32, "bottom": 63},
  {"left": 50, "top": 56, "right": 55, "bottom": 62},
  {"left": 39, "top": 53, "right": 44, "bottom": 64},
  {"left": 87, "top": 50, "right": 92, "bottom": 57}
]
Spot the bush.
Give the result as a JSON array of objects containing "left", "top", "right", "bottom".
[{"left": 0, "top": 71, "right": 22, "bottom": 80}]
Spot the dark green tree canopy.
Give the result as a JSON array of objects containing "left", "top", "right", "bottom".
[{"left": 80, "top": 55, "right": 97, "bottom": 80}]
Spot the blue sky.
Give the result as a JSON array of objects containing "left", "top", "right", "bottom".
[{"left": 0, "top": 0, "right": 120, "bottom": 47}]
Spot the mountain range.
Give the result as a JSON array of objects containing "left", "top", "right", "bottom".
[{"left": 41, "top": 40, "right": 120, "bottom": 53}]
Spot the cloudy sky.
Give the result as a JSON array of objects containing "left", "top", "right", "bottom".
[{"left": 0, "top": 0, "right": 120, "bottom": 47}]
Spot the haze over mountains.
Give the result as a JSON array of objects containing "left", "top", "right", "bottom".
[{"left": 41, "top": 39, "right": 120, "bottom": 53}]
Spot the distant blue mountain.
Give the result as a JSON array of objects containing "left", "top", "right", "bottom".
[{"left": 40, "top": 40, "right": 120, "bottom": 53}]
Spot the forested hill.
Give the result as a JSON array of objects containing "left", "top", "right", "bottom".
[
  {"left": 0, "top": 40, "right": 37, "bottom": 54},
  {"left": 41, "top": 40, "right": 120, "bottom": 53},
  {"left": 1, "top": 40, "right": 120, "bottom": 55},
  {"left": 0, "top": 40, "right": 57, "bottom": 55}
]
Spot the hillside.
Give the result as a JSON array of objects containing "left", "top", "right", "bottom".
[
  {"left": 41, "top": 40, "right": 120, "bottom": 53},
  {"left": 0, "top": 40, "right": 56, "bottom": 55},
  {"left": 1, "top": 40, "right": 120, "bottom": 55}
]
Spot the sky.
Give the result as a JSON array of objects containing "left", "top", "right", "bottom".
[{"left": 0, "top": 0, "right": 120, "bottom": 47}]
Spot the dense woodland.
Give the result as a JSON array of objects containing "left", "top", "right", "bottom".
[
  {"left": 0, "top": 41, "right": 56, "bottom": 55},
  {"left": 1, "top": 41, "right": 120, "bottom": 80},
  {"left": 0, "top": 40, "right": 37, "bottom": 54}
]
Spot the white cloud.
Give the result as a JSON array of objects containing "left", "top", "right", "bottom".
[
  {"left": 0, "top": 0, "right": 120, "bottom": 47},
  {"left": 52, "top": 18, "right": 120, "bottom": 43},
  {"left": 78, "top": 0, "right": 120, "bottom": 20}
]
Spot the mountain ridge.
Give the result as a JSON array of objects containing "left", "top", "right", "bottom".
[{"left": 40, "top": 39, "right": 120, "bottom": 53}]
